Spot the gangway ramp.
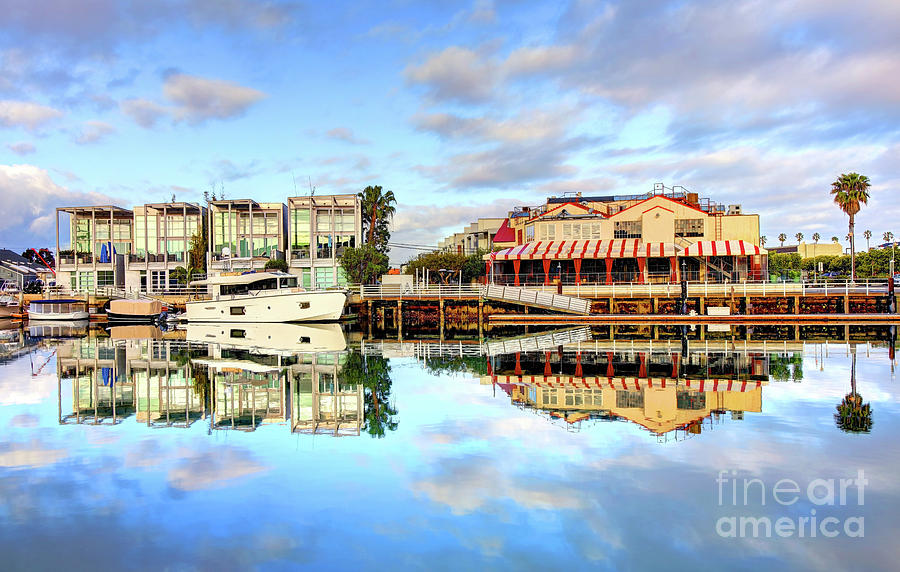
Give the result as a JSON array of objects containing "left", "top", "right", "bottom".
[{"left": 482, "top": 285, "right": 592, "bottom": 315}]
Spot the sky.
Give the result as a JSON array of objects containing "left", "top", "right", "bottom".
[{"left": 1, "top": 0, "right": 898, "bottom": 263}]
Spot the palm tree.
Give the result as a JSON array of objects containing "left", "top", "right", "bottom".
[
  {"left": 830, "top": 172, "right": 871, "bottom": 281},
  {"left": 812, "top": 232, "right": 820, "bottom": 244},
  {"left": 795, "top": 232, "right": 804, "bottom": 244},
  {"left": 778, "top": 233, "right": 787, "bottom": 247},
  {"left": 834, "top": 349, "right": 873, "bottom": 433},
  {"left": 864, "top": 229, "right": 872, "bottom": 251},
  {"left": 172, "top": 265, "right": 198, "bottom": 285},
  {"left": 759, "top": 235, "right": 767, "bottom": 247},
  {"left": 884, "top": 231, "right": 894, "bottom": 245},
  {"left": 831, "top": 236, "right": 839, "bottom": 243},
  {"left": 359, "top": 185, "right": 397, "bottom": 253}
]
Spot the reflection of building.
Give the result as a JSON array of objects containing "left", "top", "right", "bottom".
[
  {"left": 290, "top": 353, "right": 362, "bottom": 436},
  {"left": 57, "top": 333, "right": 208, "bottom": 427},
  {"left": 483, "top": 347, "right": 768, "bottom": 436}
]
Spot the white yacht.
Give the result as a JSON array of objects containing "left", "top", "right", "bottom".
[{"left": 186, "top": 271, "right": 347, "bottom": 323}]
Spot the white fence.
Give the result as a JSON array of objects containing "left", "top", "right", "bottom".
[{"left": 360, "top": 284, "right": 483, "bottom": 300}]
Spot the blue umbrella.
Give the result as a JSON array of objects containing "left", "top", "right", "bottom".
[{"left": 100, "top": 243, "right": 108, "bottom": 263}]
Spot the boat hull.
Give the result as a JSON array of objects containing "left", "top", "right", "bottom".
[
  {"left": 107, "top": 312, "right": 160, "bottom": 323},
  {"left": 186, "top": 322, "right": 347, "bottom": 352},
  {"left": 184, "top": 290, "right": 346, "bottom": 322},
  {"left": 28, "top": 311, "right": 90, "bottom": 321}
]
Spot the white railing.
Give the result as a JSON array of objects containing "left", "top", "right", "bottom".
[
  {"left": 483, "top": 284, "right": 592, "bottom": 314},
  {"left": 359, "top": 284, "right": 483, "bottom": 300}
]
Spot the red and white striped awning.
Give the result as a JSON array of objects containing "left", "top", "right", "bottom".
[
  {"left": 487, "top": 240, "right": 678, "bottom": 261},
  {"left": 491, "top": 375, "right": 763, "bottom": 392},
  {"left": 679, "top": 240, "right": 766, "bottom": 257}
]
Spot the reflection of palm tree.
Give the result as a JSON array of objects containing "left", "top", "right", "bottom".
[
  {"left": 342, "top": 352, "right": 398, "bottom": 438},
  {"left": 835, "top": 349, "right": 873, "bottom": 433}
]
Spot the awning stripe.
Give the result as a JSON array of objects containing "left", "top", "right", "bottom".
[
  {"left": 487, "top": 240, "right": 680, "bottom": 260},
  {"left": 680, "top": 240, "right": 766, "bottom": 257}
]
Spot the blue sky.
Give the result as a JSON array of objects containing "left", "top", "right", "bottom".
[{"left": 1, "top": 0, "right": 898, "bottom": 262}]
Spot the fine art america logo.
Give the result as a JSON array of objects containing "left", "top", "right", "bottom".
[{"left": 715, "top": 470, "right": 867, "bottom": 538}]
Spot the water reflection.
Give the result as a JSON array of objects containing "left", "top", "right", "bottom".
[{"left": 55, "top": 324, "right": 377, "bottom": 438}]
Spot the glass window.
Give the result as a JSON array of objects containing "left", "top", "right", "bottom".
[
  {"left": 96, "top": 221, "right": 110, "bottom": 240},
  {"left": 316, "top": 209, "right": 332, "bottom": 233},
  {"left": 525, "top": 225, "right": 535, "bottom": 241},
  {"left": 675, "top": 218, "right": 704, "bottom": 237},
  {"left": 315, "top": 267, "right": 333, "bottom": 289},
  {"left": 613, "top": 221, "right": 642, "bottom": 239},
  {"left": 74, "top": 219, "right": 92, "bottom": 253},
  {"left": 316, "top": 235, "right": 333, "bottom": 259},
  {"left": 97, "top": 271, "right": 114, "bottom": 287}
]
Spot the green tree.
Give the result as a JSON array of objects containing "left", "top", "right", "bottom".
[
  {"left": 831, "top": 236, "right": 839, "bottom": 243},
  {"left": 264, "top": 258, "right": 288, "bottom": 272},
  {"left": 188, "top": 211, "right": 208, "bottom": 273},
  {"left": 759, "top": 235, "right": 766, "bottom": 247},
  {"left": 812, "top": 232, "right": 820, "bottom": 244},
  {"left": 863, "top": 229, "right": 872, "bottom": 251},
  {"left": 341, "top": 352, "right": 398, "bottom": 438},
  {"left": 834, "top": 350, "right": 872, "bottom": 433},
  {"left": 795, "top": 232, "right": 803, "bottom": 244},
  {"left": 830, "top": 172, "right": 871, "bottom": 281},
  {"left": 172, "top": 265, "right": 199, "bottom": 285},
  {"left": 359, "top": 185, "right": 396, "bottom": 253},
  {"left": 883, "top": 231, "right": 894, "bottom": 244},
  {"left": 778, "top": 233, "right": 787, "bottom": 246},
  {"left": 340, "top": 243, "right": 389, "bottom": 284}
]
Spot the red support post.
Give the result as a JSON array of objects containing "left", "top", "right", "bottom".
[
  {"left": 513, "top": 259, "right": 521, "bottom": 287},
  {"left": 574, "top": 258, "right": 582, "bottom": 285},
  {"left": 638, "top": 258, "right": 646, "bottom": 284},
  {"left": 605, "top": 257, "right": 613, "bottom": 285}
]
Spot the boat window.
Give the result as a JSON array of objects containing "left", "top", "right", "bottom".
[
  {"left": 229, "top": 307, "right": 245, "bottom": 316},
  {"left": 248, "top": 278, "right": 278, "bottom": 291},
  {"left": 298, "top": 301, "right": 310, "bottom": 309},
  {"left": 279, "top": 277, "right": 298, "bottom": 289},
  {"left": 229, "top": 329, "right": 246, "bottom": 338},
  {"left": 299, "top": 337, "right": 310, "bottom": 343}
]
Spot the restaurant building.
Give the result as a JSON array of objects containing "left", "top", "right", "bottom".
[{"left": 486, "top": 185, "right": 766, "bottom": 285}]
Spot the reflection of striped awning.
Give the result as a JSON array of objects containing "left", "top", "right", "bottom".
[
  {"left": 680, "top": 240, "right": 766, "bottom": 257},
  {"left": 488, "top": 240, "right": 678, "bottom": 261}
]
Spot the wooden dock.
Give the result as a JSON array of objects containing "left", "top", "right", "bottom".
[{"left": 489, "top": 313, "right": 900, "bottom": 325}]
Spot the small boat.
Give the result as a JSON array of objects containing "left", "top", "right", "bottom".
[
  {"left": 0, "top": 282, "right": 20, "bottom": 318},
  {"left": 106, "top": 298, "right": 164, "bottom": 323},
  {"left": 186, "top": 271, "right": 347, "bottom": 323},
  {"left": 28, "top": 298, "right": 89, "bottom": 321}
]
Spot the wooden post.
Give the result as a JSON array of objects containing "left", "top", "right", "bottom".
[
  {"left": 367, "top": 300, "right": 373, "bottom": 338},
  {"left": 439, "top": 299, "right": 445, "bottom": 342},
  {"left": 397, "top": 300, "right": 402, "bottom": 341},
  {"left": 699, "top": 296, "right": 705, "bottom": 315},
  {"left": 478, "top": 300, "right": 484, "bottom": 339}
]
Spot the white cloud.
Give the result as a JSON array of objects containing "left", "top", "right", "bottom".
[
  {"left": 120, "top": 98, "right": 169, "bottom": 128},
  {"left": 73, "top": 120, "right": 116, "bottom": 144},
  {"left": 6, "top": 142, "right": 36, "bottom": 155},
  {"left": 325, "top": 127, "right": 370, "bottom": 145},
  {"left": 0, "top": 164, "right": 122, "bottom": 248},
  {"left": 163, "top": 73, "right": 266, "bottom": 124},
  {"left": 405, "top": 46, "right": 497, "bottom": 103},
  {"left": 0, "top": 100, "right": 63, "bottom": 131}
]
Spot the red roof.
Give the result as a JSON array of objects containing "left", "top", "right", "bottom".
[{"left": 492, "top": 218, "right": 517, "bottom": 243}]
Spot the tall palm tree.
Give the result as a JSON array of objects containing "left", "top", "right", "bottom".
[
  {"left": 812, "top": 232, "right": 820, "bottom": 244},
  {"left": 835, "top": 349, "right": 873, "bottom": 433},
  {"left": 883, "top": 231, "right": 894, "bottom": 245},
  {"left": 795, "top": 232, "right": 804, "bottom": 244},
  {"left": 359, "top": 185, "right": 397, "bottom": 252},
  {"left": 759, "top": 235, "right": 767, "bottom": 247},
  {"left": 778, "top": 233, "right": 787, "bottom": 247},
  {"left": 831, "top": 236, "right": 839, "bottom": 243},
  {"left": 830, "top": 172, "right": 871, "bottom": 282}
]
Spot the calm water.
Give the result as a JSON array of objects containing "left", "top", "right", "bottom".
[{"left": 1, "top": 322, "right": 899, "bottom": 570}]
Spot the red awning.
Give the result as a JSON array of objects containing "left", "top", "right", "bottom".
[
  {"left": 486, "top": 240, "right": 678, "bottom": 261},
  {"left": 492, "top": 218, "right": 516, "bottom": 243},
  {"left": 680, "top": 240, "right": 766, "bottom": 257}
]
